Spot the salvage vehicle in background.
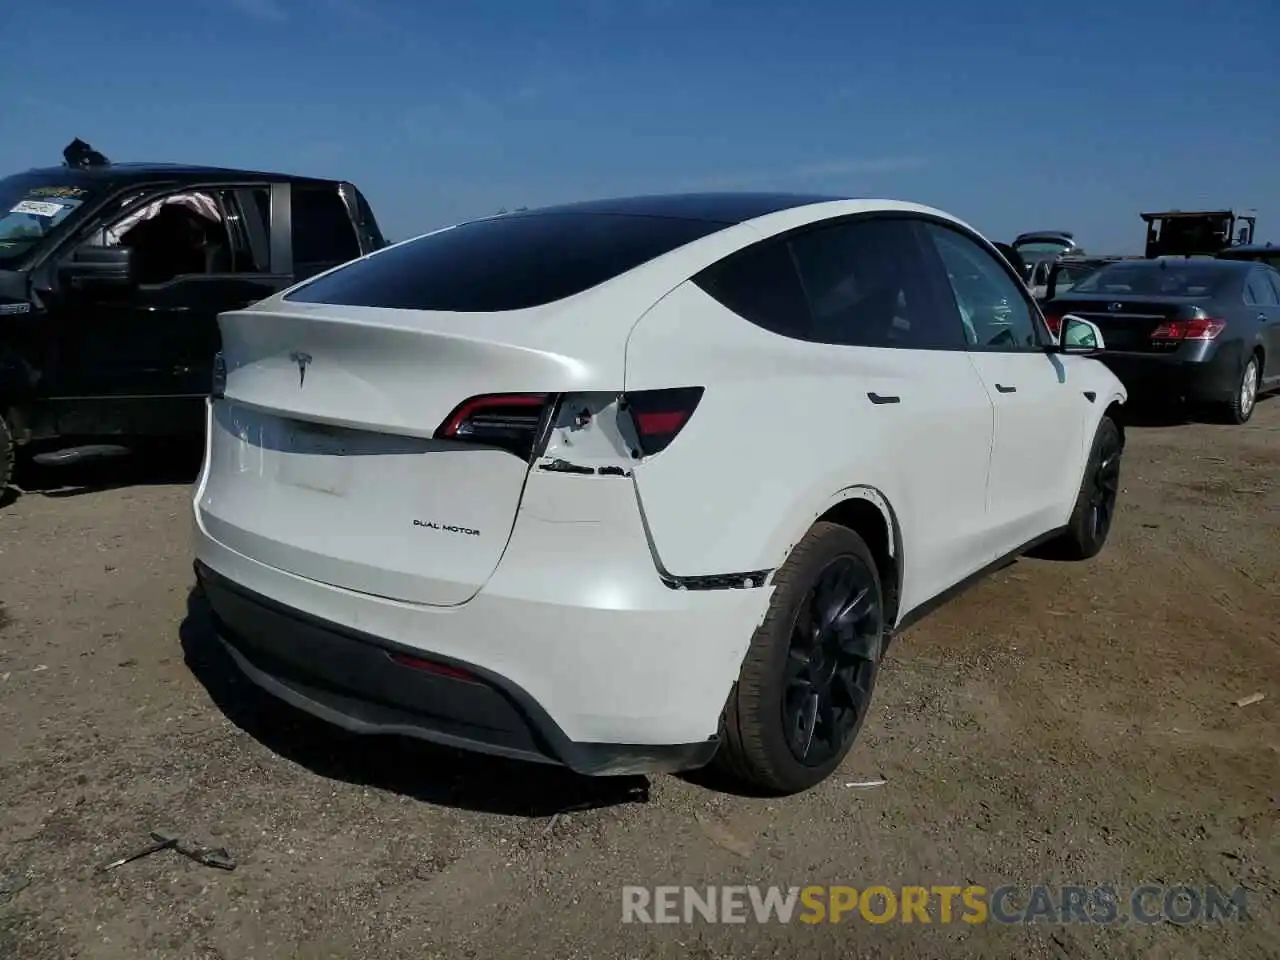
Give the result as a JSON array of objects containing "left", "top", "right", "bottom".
[
  {"left": 1140, "top": 208, "right": 1255, "bottom": 258},
  {"left": 0, "top": 139, "right": 386, "bottom": 492},
  {"left": 1043, "top": 257, "right": 1280, "bottom": 423},
  {"left": 194, "top": 192, "right": 1126, "bottom": 795},
  {"left": 1217, "top": 242, "right": 1280, "bottom": 271}
]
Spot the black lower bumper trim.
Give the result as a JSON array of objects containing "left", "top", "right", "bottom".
[{"left": 194, "top": 562, "right": 718, "bottom": 777}]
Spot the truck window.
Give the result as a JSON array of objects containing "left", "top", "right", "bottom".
[
  {"left": 291, "top": 186, "right": 361, "bottom": 272},
  {"left": 86, "top": 187, "right": 272, "bottom": 285}
]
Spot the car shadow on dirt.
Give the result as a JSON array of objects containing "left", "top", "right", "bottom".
[
  {"left": 10, "top": 441, "right": 205, "bottom": 500},
  {"left": 179, "top": 586, "right": 653, "bottom": 818}
]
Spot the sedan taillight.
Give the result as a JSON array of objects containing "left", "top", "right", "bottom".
[{"left": 1150, "top": 318, "right": 1226, "bottom": 341}]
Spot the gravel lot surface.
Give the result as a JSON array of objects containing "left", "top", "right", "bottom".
[{"left": 1, "top": 402, "right": 1278, "bottom": 959}]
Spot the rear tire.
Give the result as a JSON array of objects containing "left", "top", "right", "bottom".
[
  {"left": 715, "top": 522, "right": 885, "bottom": 795},
  {"left": 1217, "top": 354, "right": 1260, "bottom": 425},
  {"left": 1038, "top": 416, "right": 1122, "bottom": 561}
]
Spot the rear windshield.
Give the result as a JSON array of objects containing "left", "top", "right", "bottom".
[
  {"left": 284, "top": 212, "right": 726, "bottom": 312},
  {"left": 1071, "top": 261, "right": 1231, "bottom": 297}
]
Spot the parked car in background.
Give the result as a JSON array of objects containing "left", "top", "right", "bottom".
[
  {"left": 1217, "top": 242, "right": 1280, "bottom": 270},
  {"left": 1012, "top": 229, "right": 1081, "bottom": 263},
  {"left": 1042, "top": 256, "right": 1130, "bottom": 301},
  {"left": 194, "top": 192, "right": 1127, "bottom": 795},
  {"left": 1043, "top": 258, "right": 1280, "bottom": 423},
  {"left": 0, "top": 139, "right": 386, "bottom": 492}
]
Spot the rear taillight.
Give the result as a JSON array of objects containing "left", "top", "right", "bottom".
[
  {"left": 1150, "top": 318, "right": 1226, "bottom": 341},
  {"left": 1042, "top": 313, "right": 1063, "bottom": 336},
  {"left": 622, "top": 387, "right": 704, "bottom": 456},
  {"left": 435, "top": 393, "right": 552, "bottom": 459}
]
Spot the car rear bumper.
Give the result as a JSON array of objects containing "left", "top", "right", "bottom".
[
  {"left": 1097, "top": 341, "right": 1244, "bottom": 404},
  {"left": 192, "top": 475, "right": 774, "bottom": 775}
]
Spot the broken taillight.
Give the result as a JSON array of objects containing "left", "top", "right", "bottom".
[
  {"left": 1150, "top": 318, "right": 1226, "bottom": 341},
  {"left": 622, "top": 387, "right": 704, "bottom": 456},
  {"left": 435, "top": 393, "right": 552, "bottom": 459}
]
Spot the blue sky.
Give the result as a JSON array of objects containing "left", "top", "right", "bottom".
[{"left": 4, "top": 0, "right": 1277, "bottom": 251}]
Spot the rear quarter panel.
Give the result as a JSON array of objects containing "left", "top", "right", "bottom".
[{"left": 623, "top": 281, "right": 911, "bottom": 580}]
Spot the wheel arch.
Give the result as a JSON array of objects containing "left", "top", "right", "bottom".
[{"left": 770, "top": 485, "right": 904, "bottom": 628}]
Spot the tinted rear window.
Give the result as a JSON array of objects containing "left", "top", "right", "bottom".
[
  {"left": 284, "top": 212, "right": 726, "bottom": 312},
  {"left": 1072, "top": 262, "right": 1233, "bottom": 297}
]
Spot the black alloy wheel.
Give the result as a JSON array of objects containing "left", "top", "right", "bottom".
[
  {"left": 1087, "top": 431, "right": 1122, "bottom": 545},
  {"left": 715, "top": 522, "right": 886, "bottom": 795},
  {"left": 782, "top": 555, "right": 882, "bottom": 767}
]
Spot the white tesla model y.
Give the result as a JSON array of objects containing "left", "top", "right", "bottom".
[{"left": 192, "top": 194, "right": 1126, "bottom": 794}]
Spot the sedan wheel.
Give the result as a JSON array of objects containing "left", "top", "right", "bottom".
[{"left": 1240, "top": 357, "right": 1259, "bottom": 421}]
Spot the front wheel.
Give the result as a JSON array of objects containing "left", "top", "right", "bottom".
[
  {"left": 715, "top": 522, "right": 886, "bottom": 795},
  {"left": 1038, "top": 416, "right": 1122, "bottom": 561}
]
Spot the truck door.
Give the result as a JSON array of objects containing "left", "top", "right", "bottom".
[
  {"left": 339, "top": 181, "right": 387, "bottom": 254},
  {"left": 46, "top": 184, "right": 290, "bottom": 437}
]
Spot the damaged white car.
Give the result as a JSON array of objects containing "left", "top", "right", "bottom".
[{"left": 192, "top": 194, "right": 1126, "bottom": 794}]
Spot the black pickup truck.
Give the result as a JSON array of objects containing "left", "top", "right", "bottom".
[{"left": 0, "top": 139, "right": 386, "bottom": 489}]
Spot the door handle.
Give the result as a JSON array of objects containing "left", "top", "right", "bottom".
[
  {"left": 995, "top": 383, "right": 1017, "bottom": 393},
  {"left": 173, "top": 365, "right": 195, "bottom": 375},
  {"left": 140, "top": 305, "right": 191, "bottom": 313},
  {"left": 1258, "top": 313, "right": 1268, "bottom": 323},
  {"left": 867, "top": 392, "right": 900, "bottom": 404}
]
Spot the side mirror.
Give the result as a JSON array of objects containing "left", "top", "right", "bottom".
[
  {"left": 60, "top": 244, "right": 136, "bottom": 293},
  {"left": 1058, "top": 315, "right": 1105, "bottom": 353}
]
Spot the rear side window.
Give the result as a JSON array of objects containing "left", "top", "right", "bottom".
[
  {"left": 694, "top": 216, "right": 964, "bottom": 349},
  {"left": 1245, "top": 272, "right": 1279, "bottom": 306},
  {"left": 693, "top": 239, "right": 809, "bottom": 338},
  {"left": 286, "top": 212, "right": 725, "bottom": 312},
  {"left": 292, "top": 186, "right": 361, "bottom": 268}
]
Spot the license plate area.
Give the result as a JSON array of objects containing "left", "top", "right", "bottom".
[{"left": 279, "top": 421, "right": 353, "bottom": 494}]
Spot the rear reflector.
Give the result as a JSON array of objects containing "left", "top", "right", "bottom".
[
  {"left": 435, "top": 393, "right": 552, "bottom": 459},
  {"left": 390, "top": 651, "right": 480, "bottom": 683},
  {"left": 1150, "top": 318, "right": 1226, "bottom": 341},
  {"left": 623, "top": 386, "right": 704, "bottom": 456}
]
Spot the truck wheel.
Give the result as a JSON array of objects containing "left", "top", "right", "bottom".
[
  {"left": 0, "top": 412, "right": 13, "bottom": 494},
  {"left": 715, "top": 522, "right": 885, "bottom": 795}
]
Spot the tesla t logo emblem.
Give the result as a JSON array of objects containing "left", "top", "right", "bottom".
[
  {"left": 1108, "top": 302, "right": 1124, "bottom": 312},
  {"left": 289, "top": 351, "right": 312, "bottom": 387}
]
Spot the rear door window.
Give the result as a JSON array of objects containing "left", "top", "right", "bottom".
[
  {"left": 694, "top": 216, "right": 965, "bottom": 350},
  {"left": 286, "top": 212, "right": 725, "bottom": 312}
]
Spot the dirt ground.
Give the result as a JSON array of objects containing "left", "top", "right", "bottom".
[{"left": 1, "top": 401, "right": 1277, "bottom": 960}]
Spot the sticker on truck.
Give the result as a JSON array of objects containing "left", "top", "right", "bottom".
[{"left": 9, "top": 200, "right": 66, "bottom": 218}]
